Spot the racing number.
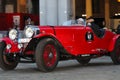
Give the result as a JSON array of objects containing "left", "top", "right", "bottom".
[{"left": 85, "top": 32, "right": 94, "bottom": 41}]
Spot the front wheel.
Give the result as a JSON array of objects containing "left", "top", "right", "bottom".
[
  {"left": 35, "top": 38, "right": 59, "bottom": 72},
  {"left": 110, "top": 38, "right": 120, "bottom": 65},
  {"left": 0, "top": 41, "right": 18, "bottom": 70}
]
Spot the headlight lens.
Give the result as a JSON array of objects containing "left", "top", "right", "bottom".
[
  {"left": 25, "top": 27, "right": 34, "bottom": 38},
  {"left": 9, "top": 29, "right": 18, "bottom": 40}
]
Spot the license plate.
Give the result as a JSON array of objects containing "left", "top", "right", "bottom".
[{"left": 18, "top": 38, "right": 31, "bottom": 43}]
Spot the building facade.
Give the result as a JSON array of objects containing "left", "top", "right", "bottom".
[
  {"left": 0, "top": 0, "right": 39, "bottom": 14},
  {"left": 0, "top": 0, "right": 120, "bottom": 28},
  {"left": 40, "top": 0, "right": 120, "bottom": 29}
]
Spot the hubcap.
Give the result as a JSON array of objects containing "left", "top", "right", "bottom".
[
  {"left": 49, "top": 52, "right": 53, "bottom": 58},
  {"left": 43, "top": 44, "right": 57, "bottom": 67}
]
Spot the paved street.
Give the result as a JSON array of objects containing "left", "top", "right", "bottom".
[{"left": 0, "top": 57, "right": 120, "bottom": 80}]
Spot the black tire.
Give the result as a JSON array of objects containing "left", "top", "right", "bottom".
[
  {"left": 0, "top": 41, "right": 18, "bottom": 70},
  {"left": 110, "top": 38, "right": 120, "bottom": 65},
  {"left": 76, "top": 57, "right": 91, "bottom": 65},
  {"left": 35, "top": 38, "right": 59, "bottom": 72}
]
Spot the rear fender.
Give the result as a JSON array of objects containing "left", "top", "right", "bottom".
[{"left": 108, "top": 35, "right": 120, "bottom": 52}]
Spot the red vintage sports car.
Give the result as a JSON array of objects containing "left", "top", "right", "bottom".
[{"left": 0, "top": 23, "right": 120, "bottom": 72}]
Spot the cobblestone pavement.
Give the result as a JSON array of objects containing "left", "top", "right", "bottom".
[{"left": 0, "top": 57, "right": 120, "bottom": 80}]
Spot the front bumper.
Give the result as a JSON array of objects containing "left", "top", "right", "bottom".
[{"left": 5, "top": 38, "right": 32, "bottom": 54}]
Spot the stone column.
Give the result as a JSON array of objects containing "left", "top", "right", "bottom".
[
  {"left": 40, "top": 0, "right": 72, "bottom": 25},
  {"left": 86, "top": 0, "right": 92, "bottom": 18},
  {"left": 58, "top": 0, "right": 73, "bottom": 25},
  {"left": 105, "top": 0, "right": 110, "bottom": 28},
  {"left": 40, "top": 0, "right": 58, "bottom": 25},
  {"left": 39, "top": 0, "right": 46, "bottom": 25},
  {"left": 46, "top": 0, "right": 58, "bottom": 25}
]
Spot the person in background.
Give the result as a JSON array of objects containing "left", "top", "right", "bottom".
[
  {"left": 86, "top": 17, "right": 102, "bottom": 37},
  {"left": 76, "top": 18, "right": 85, "bottom": 26},
  {"left": 13, "top": 19, "right": 20, "bottom": 29},
  {"left": 102, "top": 20, "right": 108, "bottom": 30},
  {"left": 86, "top": 17, "right": 95, "bottom": 26}
]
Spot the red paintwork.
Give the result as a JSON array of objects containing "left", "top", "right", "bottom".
[
  {"left": 108, "top": 35, "right": 120, "bottom": 51},
  {"left": 0, "top": 13, "right": 39, "bottom": 30},
  {"left": 1, "top": 25, "right": 120, "bottom": 56},
  {"left": 38, "top": 26, "right": 119, "bottom": 56},
  {"left": 35, "top": 26, "right": 55, "bottom": 38}
]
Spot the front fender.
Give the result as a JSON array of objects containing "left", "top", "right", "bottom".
[
  {"left": 0, "top": 37, "right": 20, "bottom": 53},
  {"left": 108, "top": 35, "right": 120, "bottom": 52},
  {"left": 26, "top": 33, "right": 63, "bottom": 52},
  {"left": 34, "top": 33, "right": 56, "bottom": 39},
  {"left": 0, "top": 37, "right": 15, "bottom": 44}
]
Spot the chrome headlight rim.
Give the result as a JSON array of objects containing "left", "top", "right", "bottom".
[
  {"left": 24, "top": 27, "right": 34, "bottom": 38},
  {"left": 8, "top": 29, "right": 18, "bottom": 40}
]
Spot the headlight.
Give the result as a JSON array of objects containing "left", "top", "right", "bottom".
[
  {"left": 25, "top": 27, "right": 34, "bottom": 38},
  {"left": 9, "top": 29, "right": 18, "bottom": 40}
]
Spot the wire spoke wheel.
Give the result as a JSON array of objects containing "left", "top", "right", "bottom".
[
  {"left": 43, "top": 44, "right": 57, "bottom": 67},
  {"left": 35, "top": 38, "right": 59, "bottom": 72}
]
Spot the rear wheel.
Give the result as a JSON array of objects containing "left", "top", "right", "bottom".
[
  {"left": 76, "top": 57, "right": 91, "bottom": 65},
  {"left": 110, "top": 38, "right": 120, "bottom": 65},
  {"left": 35, "top": 38, "right": 59, "bottom": 72},
  {"left": 0, "top": 41, "right": 18, "bottom": 70}
]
